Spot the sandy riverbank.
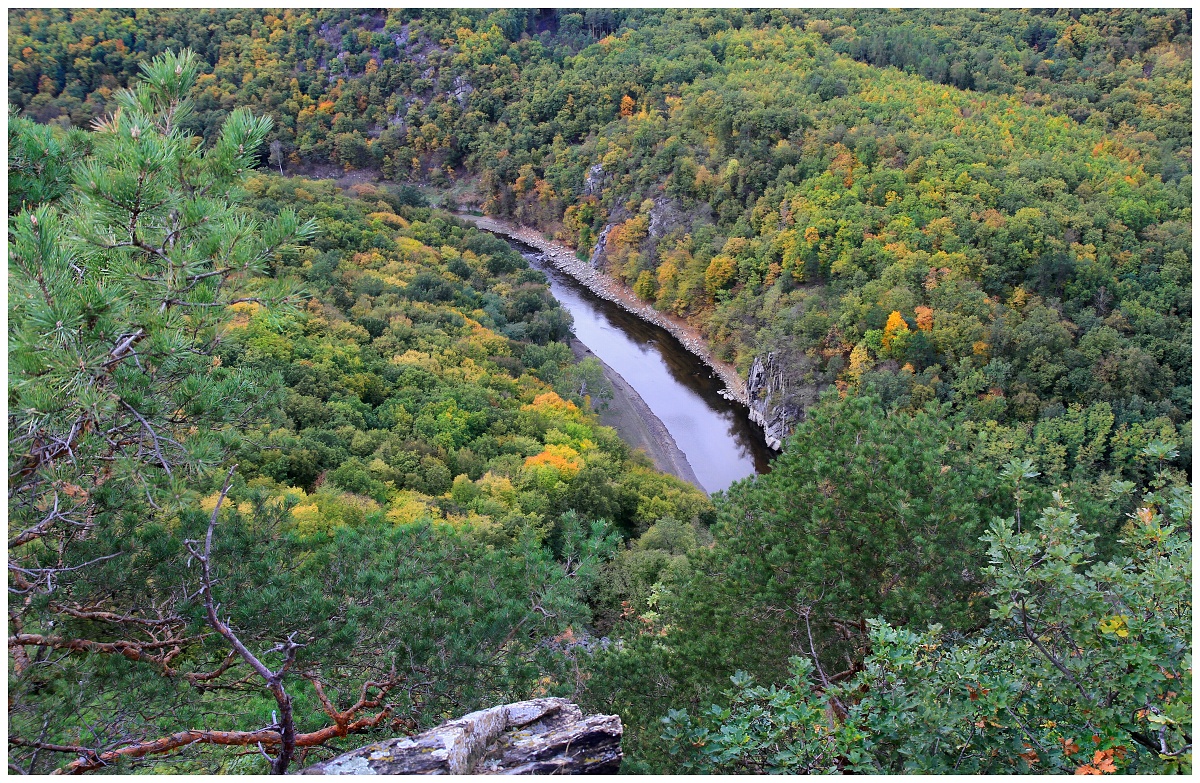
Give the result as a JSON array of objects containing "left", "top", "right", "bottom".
[
  {"left": 456, "top": 213, "right": 750, "bottom": 406},
  {"left": 567, "top": 339, "right": 704, "bottom": 493}
]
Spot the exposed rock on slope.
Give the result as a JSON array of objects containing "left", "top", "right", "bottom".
[
  {"left": 299, "top": 698, "right": 622, "bottom": 775},
  {"left": 646, "top": 196, "right": 688, "bottom": 241},
  {"left": 588, "top": 224, "right": 612, "bottom": 267},
  {"left": 582, "top": 163, "right": 607, "bottom": 196},
  {"left": 746, "top": 353, "right": 800, "bottom": 450}
]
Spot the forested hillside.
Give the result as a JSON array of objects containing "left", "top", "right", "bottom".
[
  {"left": 8, "top": 53, "right": 707, "bottom": 773},
  {"left": 8, "top": 9, "right": 1192, "bottom": 775},
  {"left": 10, "top": 8, "right": 1190, "bottom": 436}
]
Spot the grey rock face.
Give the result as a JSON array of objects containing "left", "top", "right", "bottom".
[
  {"left": 299, "top": 698, "right": 622, "bottom": 775},
  {"left": 746, "top": 353, "right": 803, "bottom": 450},
  {"left": 647, "top": 197, "right": 686, "bottom": 240},
  {"left": 451, "top": 76, "right": 475, "bottom": 106},
  {"left": 588, "top": 224, "right": 613, "bottom": 268},
  {"left": 583, "top": 164, "right": 606, "bottom": 196}
]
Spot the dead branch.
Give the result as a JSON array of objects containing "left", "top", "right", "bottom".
[
  {"left": 184, "top": 464, "right": 300, "bottom": 774},
  {"left": 10, "top": 413, "right": 97, "bottom": 487},
  {"left": 119, "top": 400, "right": 176, "bottom": 477},
  {"left": 9, "top": 739, "right": 93, "bottom": 756},
  {"left": 9, "top": 552, "right": 124, "bottom": 591},
  {"left": 9, "top": 612, "right": 35, "bottom": 675},
  {"left": 798, "top": 606, "right": 849, "bottom": 722},
  {"left": 101, "top": 329, "right": 147, "bottom": 369},
  {"left": 51, "top": 604, "right": 181, "bottom": 628},
  {"left": 308, "top": 674, "right": 397, "bottom": 736},
  {"left": 8, "top": 634, "right": 200, "bottom": 675},
  {"left": 7, "top": 493, "right": 90, "bottom": 549},
  {"left": 14, "top": 466, "right": 400, "bottom": 775},
  {"left": 184, "top": 650, "right": 240, "bottom": 687},
  {"left": 48, "top": 704, "right": 395, "bottom": 775}
]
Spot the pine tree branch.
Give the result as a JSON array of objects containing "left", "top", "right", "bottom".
[
  {"left": 9, "top": 552, "right": 123, "bottom": 592},
  {"left": 101, "top": 329, "right": 147, "bottom": 369},
  {"left": 10, "top": 413, "right": 98, "bottom": 492},
  {"left": 7, "top": 492, "right": 85, "bottom": 549},
  {"left": 307, "top": 674, "right": 397, "bottom": 735},
  {"left": 50, "top": 604, "right": 181, "bottom": 628},
  {"left": 162, "top": 297, "right": 268, "bottom": 308},
  {"left": 9, "top": 738, "right": 93, "bottom": 755},
  {"left": 183, "top": 650, "right": 240, "bottom": 687},
  {"left": 119, "top": 401, "right": 174, "bottom": 478},
  {"left": 8, "top": 613, "right": 35, "bottom": 675}
]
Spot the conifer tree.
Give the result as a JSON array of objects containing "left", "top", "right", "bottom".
[{"left": 7, "top": 49, "right": 324, "bottom": 773}]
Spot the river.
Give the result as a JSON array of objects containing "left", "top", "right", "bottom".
[{"left": 505, "top": 239, "right": 774, "bottom": 494}]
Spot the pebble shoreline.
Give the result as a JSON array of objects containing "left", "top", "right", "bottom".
[{"left": 457, "top": 214, "right": 751, "bottom": 407}]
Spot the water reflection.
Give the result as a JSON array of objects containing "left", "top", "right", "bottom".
[{"left": 511, "top": 244, "right": 773, "bottom": 494}]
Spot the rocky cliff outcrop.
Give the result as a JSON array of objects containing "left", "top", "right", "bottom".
[
  {"left": 450, "top": 76, "right": 475, "bottom": 106},
  {"left": 299, "top": 698, "right": 622, "bottom": 775},
  {"left": 746, "top": 353, "right": 806, "bottom": 450},
  {"left": 582, "top": 164, "right": 607, "bottom": 197},
  {"left": 647, "top": 196, "right": 690, "bottom": 240},
  {"left": 587, "top": 224, "right": 612, "bottom": 268}
]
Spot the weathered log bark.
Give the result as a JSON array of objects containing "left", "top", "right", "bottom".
[{"left": 299, "top": 698, "right": 622, "bottom": 775}]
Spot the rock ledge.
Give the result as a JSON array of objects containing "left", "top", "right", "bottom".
[{"left": 299, "top": 698, "right": 622, "bottom": 775}]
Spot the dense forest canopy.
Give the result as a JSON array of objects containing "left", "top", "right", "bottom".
[
  {"left": 8, "top": 8, "right": 1191, "bottom": 775},
  {"left": 10, "top": 8, "right": 1190, "bottom": 434}
]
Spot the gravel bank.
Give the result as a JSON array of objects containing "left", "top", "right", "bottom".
[{"left": 567, "top": 339, "right": 704, "bottom": 493}]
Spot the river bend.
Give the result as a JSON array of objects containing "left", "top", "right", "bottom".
[{"left": 504, "top": 238, "right": 773, "bottom": 493}]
